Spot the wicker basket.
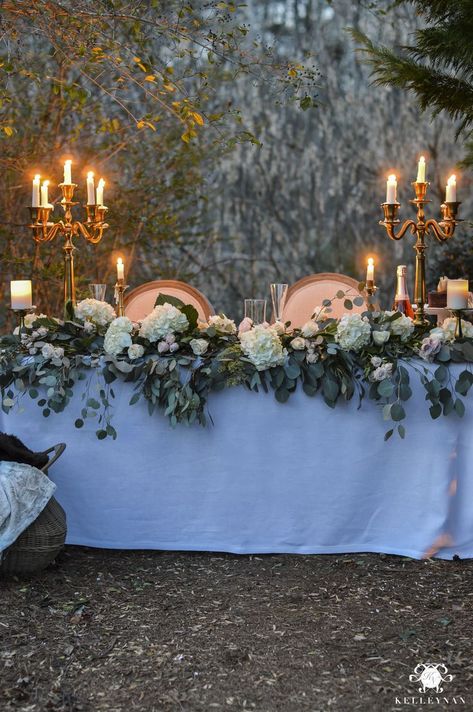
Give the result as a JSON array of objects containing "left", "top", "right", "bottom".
[{"left": 0, "top": 443, "right": 67, "bottom": 576}]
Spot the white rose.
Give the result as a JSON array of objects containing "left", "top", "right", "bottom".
[
  {"left": 207, "top": 314, "right": 237, "bottom": 335},
  {"left": 371, "top": 363, "right": 393, "bottom": 382},
  {"left": 41, "top": 343, "right": 55, "bottom": 359},
  {"left": 272, "top": 320, "right": 286, "bottom": 336},
  {"left": 370, "top": 356, "right": 383, "bottom": 367},
  {"left": 290, "top": 336, "right": 306, "bottom": 350},
  {"left": 158, "top": 341, "right": 170, "bottom": 353},
  {"left": 301, "top": 320, "right": 319, "bottom": 338},
  {"left": 53, "top": 346, "right": 64, "bottom": 359},
  {"left": 373, "top": 330, "right": 390, "bottom": 346},
  {"left": 169, "top": 342, "right": 179, "bottom": 353},
  {"left": 128, "top": 343, "right": 144, "bottom": 360},
  {"left": 190, "top": 338, "right": 209, "bottom": 356},
  {"left": 418, "top": 335, "right": 443, "bottom": 361},
  {"left": 306, "top": 352, "right": 319, "bottom": 364}
]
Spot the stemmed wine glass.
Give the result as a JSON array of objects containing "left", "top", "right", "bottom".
[{"left": 270, "top": 283, "right": 288, "bottom": 322}]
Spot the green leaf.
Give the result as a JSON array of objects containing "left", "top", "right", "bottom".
[
  {"left": 390, "top": 403, "right": 405, "bottom": 421},
  {"left": 129, "top": 393, "right": 140, "bottom": 405},
  {"left": 377, "top": 380, "right": 394, "bottom": 398},
  {"left": 154, "top": 293, "right": 185, "bottom": 309},
  {"left": 455, "top": 398, "right": 465, "bottom": 417},
  {"left": 336, "top": 290, "right": 345, "bottom": 299},
  {"left": 284, "top": 363, "right": 300, "bottom": 380},
  {"left": 181, "top": 304, "right": 198, "bottom": 330},
  {"left": 353, "top": 296, "right": 364, "bottom": 307},
  {"left": 384, "top": 429, "right": 393, "bottom": 441},
  {"left": 437, "top": 345, "right": 451, "bottom": 362},
  {"left": 87, "top": 398, "right": 100, "bottom": 410},
  {"left": 398, "top": 424, "right": 405, "bottom": 439},
  {"left": 96, "top": 429, "right": 107, "bottom": 440},
  {"left": 434, "top": 365, "right": 448, "bottom": 383},
  {"left": 75, "top": 418, "right": 84, "bottom": 428},
  {"left": 343, "top": 299, "right": 353, "bottom": 310},
  {"left": 430, "top": 403, "right": 442, "bottom": 419},
  {"left": 275, "top": 388, "right": 290, "bottom": 403}
]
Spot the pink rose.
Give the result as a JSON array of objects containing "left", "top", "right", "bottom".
[{"left": 238, "top": 317, "right": 253, "bottom": 335}]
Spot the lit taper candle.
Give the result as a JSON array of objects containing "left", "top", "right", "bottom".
[
  {"left": 86, "top": 172, "right": 95, "bottom": 205},
  {"left": 416, "top": 156, "right": 426, "bottom": 183},
  {"left": 32, "top": 175, "right": 41, "bottom": 207},
  {"left": 117, "top": 257, "right": 124, "bottom": 281},
  {"left": 63, "top": 160, "right": 72, "bottom": 185},
  {"left": 40, "top": 180, "right": 50, "bottom": 208},
  {"left": 386, "top": 174, "right": 397, "bottom": 204},
  {"left": 96, "top": 178, "right": 105, "bottom": 207},
  {"left": 446, "top": 174, "right": 457, "bottom": 202},
  {"left": 366, "top": 257, "right": 374, "bottom": 285}
]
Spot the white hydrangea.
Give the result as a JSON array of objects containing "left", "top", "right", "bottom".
[
  {"left": 385, "top": 312, "right": 415, "bottom": 341},
  {"left": 190, "top": 338, "right": 209, "bottom": 356},
  {"left": 75, "top": 299, "right": 116, "bottom": 327},
  {"left": 207, "top": 314, "right": 237, "bottom": 335},
  {"left": 435, "top": 317, "right": 473, "bottom": 342},
  {"left": 128, "top": 343, "right": 144, "bottom": 360},
  {"left": 104, "top": 316, "right": 134, "bottom": 357},
  {"left": 139, "top": 303, "right": 189, "bottom": 342},
  {"left": 240, "top": 325, "right": 286, "bottom": 371},
  {"left": 335, "top": 314, "right": 371, "bottom": 352}
]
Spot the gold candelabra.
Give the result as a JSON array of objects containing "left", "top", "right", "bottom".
[
  {"left": 29, "top": 182, "right": 108, "bottom": 319},
  {"left": 379, "top": 181, "right": 461, "bottom": 326},
  {"left": 114, "top": 280, "right": 128, "bottom": 317}
]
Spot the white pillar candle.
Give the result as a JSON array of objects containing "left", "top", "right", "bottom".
[
  {"left": 63, "top": 160, "right": 72, "bottom": 185},
  {"left": 386, "top": 174, "right": 397, "bottom": 204},
  {"left": 32, "top": 175, "right": 41, "bottom": 207},
  {"left": 366, "top": 258, "right": 374, "bottom": 284},
  {"left": 117, "top": 258, "right": 124, "bottom": 281},
  {"left": 86, "top": 172, "right": 95, "bottom": 205},
  {"left": 10, "top": 280, "right": 32, "bottom": 310},
  {"left": 446, "top": 174, "right": 456, "bottom": 202},
  {"left": 96, "top": 178, "right": 105, "bottom": 207},
  {"left": 447, "top": 279, "right": 468, "bottom": 309},
  {"left": 416, "top": 156, "right": 426, "bottom": 183},
  {"left": 40, "top": 180, "right": 50, "bottom": 208}
]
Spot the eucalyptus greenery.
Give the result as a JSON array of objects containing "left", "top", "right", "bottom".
[{"left": 1, "top": 293, "right": 472, "bottom": 442}]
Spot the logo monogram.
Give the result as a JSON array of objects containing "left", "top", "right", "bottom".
[{"left": 409, "top": 663, "right": 453, "bottom": 694}]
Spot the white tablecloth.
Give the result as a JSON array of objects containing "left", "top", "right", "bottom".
[{"left": 1, "top": 362, "right": 471, "bottom": 559}]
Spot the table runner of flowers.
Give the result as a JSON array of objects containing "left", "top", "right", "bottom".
[{"left": 1, "top": 292, "right": 472, "bottom": 442}]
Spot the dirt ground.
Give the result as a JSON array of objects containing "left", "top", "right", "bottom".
[{"left": 1, "top": 548, "right": 473, "bottom": 712}]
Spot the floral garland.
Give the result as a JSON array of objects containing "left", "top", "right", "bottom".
[{"left": 1, "top": 292, "right": 472, "bottom": 442}]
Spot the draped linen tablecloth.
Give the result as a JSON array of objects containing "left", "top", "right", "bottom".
[{"left": 1, "top": 362, "right": 471, "bottom": 559}]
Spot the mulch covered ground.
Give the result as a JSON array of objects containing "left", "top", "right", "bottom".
[{"left": 1, "top": 548, "right": 473, "bottom": 712}]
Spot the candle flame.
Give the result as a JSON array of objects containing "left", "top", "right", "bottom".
[
  {"left": 64, "top": 159, "right": 72, "bottom": 166},
  {"left": 33, "top": 174, "right": 40, "bottom": 182},
  {"left": 42, "top": 180, "right": 49, "bottom": 187},
  {"left": 87, "top": 171, "right": 94, "bottom": 179},
  {"left": 448, "top": 174, "right": 456, "bottom": 185},
  {"left": 367, "top": 257, "right": 374, "bottom": 267},
  {"left": 387, "top": 174, "right": 397, "bottom": 182},
  {"left": 98, "top": 178, "right": 105, "bottom": 187},
  {"left": 117, "top": 257, "right": 123, "bottom": 266},
  {"left": 419, "top": 155, "right": 425, "bottom": 162}
]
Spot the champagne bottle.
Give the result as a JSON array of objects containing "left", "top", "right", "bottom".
[{"left": 392, "top": 265, "right": 415, "bottom": 318}]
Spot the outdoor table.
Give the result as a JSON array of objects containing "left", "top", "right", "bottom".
[{"left": 1, "top": 361, "right": 471, "bottom": 560}]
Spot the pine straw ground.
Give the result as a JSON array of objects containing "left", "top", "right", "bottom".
[{"left": 1, "top": 549, "right": 473, "bottom": 712}]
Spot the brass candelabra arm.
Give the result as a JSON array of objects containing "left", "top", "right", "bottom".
[
  {"left": 29, "top": 207, "right": 63, "bottom": 243},
  {"left": 76, "top": 217, "right": 109, "bottom": 245},
  {"left": 379, "top": 203, "right": 416, "bottom": 241},
  {"left": 425, "top": 201, "right": 462, "bottom": 242}
]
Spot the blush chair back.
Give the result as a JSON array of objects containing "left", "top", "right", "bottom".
[
  {"left": 282, "top": 273, "right": 366, "bottom": 328},
  {"left": 124, "top": 280, "right": 214, "bottom": 322}
]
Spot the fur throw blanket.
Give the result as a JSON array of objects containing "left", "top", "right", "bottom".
[{"left": 0, "top": 433, "right": 49, "bottom": 470}]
